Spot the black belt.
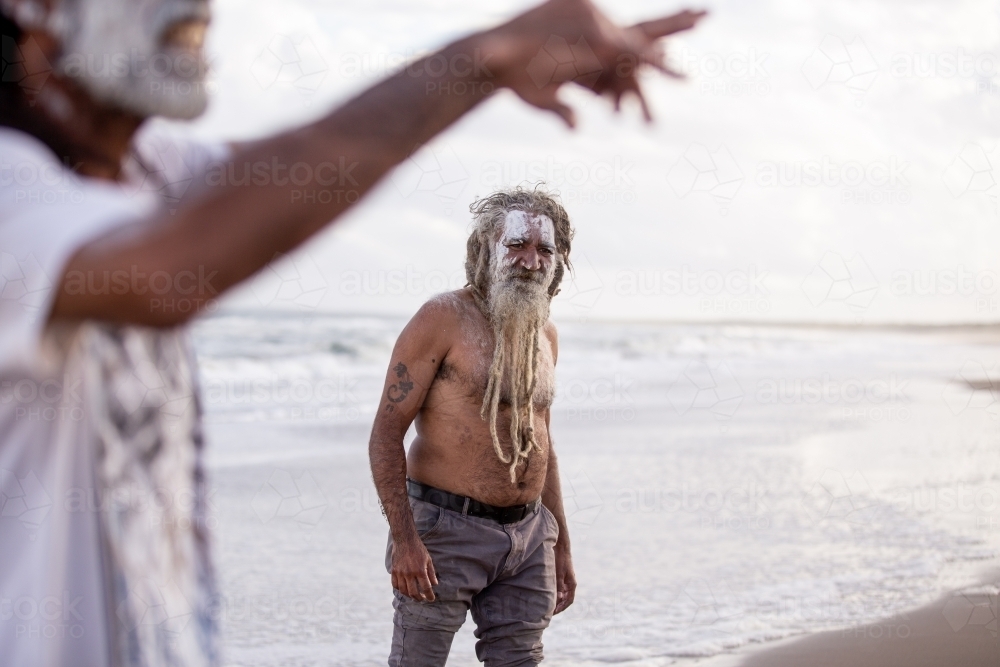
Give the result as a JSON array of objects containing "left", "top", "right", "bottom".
[{"left": 407, "top": 478, "right": 539, "bottom": 525}]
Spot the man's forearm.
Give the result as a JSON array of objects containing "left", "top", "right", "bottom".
[
  {"left": 52, "top": 35, "right": 498, "bottom": 326},
  {"left": 369, "top": 434, "right": 420, "bottom": 544},
  {"left": 542, "top": 447, "right": 571, "bottom": 552}
]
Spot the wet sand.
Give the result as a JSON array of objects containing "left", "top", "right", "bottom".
[{"left": 737, "top": 570, "right": 1000, "bottom": 667}]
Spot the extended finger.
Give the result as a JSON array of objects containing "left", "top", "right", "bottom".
[
  {"left": 511, "top": 82, "right": 577, "bottom": 128},
  {"left": 427, "top": 561, "right": 439, "bottom": 587},
  {"left": 635, "top": 86, "right": 652, "bottom": 123},
  {"left": 614, "top": 78, "right": 653, "bottom": 123},
  {"left": 635, "top": 10, "right": 708, "bottom": 40},
  {"left": 535, "top": 91, "right": 577, "bottom": 128},
  {"left": 639, "top": 41, "right": 685, "bottom": 79}
]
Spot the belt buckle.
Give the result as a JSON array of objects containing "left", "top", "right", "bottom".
[{"left": 499, "top": 505, "right": 520, "bottom": 525}]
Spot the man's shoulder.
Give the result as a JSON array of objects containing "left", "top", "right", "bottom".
[
  {"left": 401, "top": 289, "right": 481, "bottom": 344},
  {"left": 415, "top": 288, "right": 481, "bottom": 323}
]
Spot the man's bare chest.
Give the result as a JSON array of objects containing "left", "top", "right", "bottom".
[{"left": 431, "top": 333, "right": 555, "bottom": 409}]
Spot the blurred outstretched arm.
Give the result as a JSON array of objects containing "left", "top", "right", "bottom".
[{"left": 51, "top": 0, "right": 706, "bottom": 326}]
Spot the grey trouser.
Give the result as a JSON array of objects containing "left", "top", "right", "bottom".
[{"left": 385, "top": 495, "right": 559, "bottom": 666}]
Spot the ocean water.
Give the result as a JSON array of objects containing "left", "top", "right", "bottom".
[{"left": 191, "top": 312, "right": 1000, "bottom": 666}]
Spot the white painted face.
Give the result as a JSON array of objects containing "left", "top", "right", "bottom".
[
  {"left": 53, "top": 0, "right": 211, "bottom": 119},
  {"left": 494, "top": 210, "right": 556, "bottom": 268}
]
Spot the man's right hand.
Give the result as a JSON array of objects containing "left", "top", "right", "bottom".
[
  {"left": 481, "top": 0, "right": 708, "bottom": 127},
  {"left": 390, "top": 536, "right": 439, "bottom": 602}
]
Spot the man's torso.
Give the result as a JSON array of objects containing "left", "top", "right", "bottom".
[
  {"left": 407, "top": 290, "right": 555, "bottom": 506},
  {"left": 405, "top": 290, "right": 556, "bottom": 506}
]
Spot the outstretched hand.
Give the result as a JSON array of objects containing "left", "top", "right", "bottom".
[{"left": 482, "top": 0, "right": 708, "bottom": 126}]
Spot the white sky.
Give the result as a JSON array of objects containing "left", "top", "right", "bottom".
[{"left": 161, "top": 0, "right": 1000, "bottom": 324}]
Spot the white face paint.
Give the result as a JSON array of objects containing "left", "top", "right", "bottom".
[
  {"left": 53, "top": 0, "right": 211, "bottom": 119},
  {"left": 494, "top": 210, "right": 556, "bottom": 268}
]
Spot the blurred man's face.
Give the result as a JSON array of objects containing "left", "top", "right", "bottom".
[{"left": 57, "top": 0, "right": 211, "bottom": 119}]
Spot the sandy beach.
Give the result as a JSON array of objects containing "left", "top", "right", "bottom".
[
  {"left": 733, "top": 569, "right": 1000, "bottom": 667},
  {"left": 193, "top": 313, "right": 1000, "bottom": 666}
]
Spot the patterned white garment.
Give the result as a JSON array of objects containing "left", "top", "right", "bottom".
[
  {"left": 83, "top": 324, "right": 216, "bottom": 667},
  {"left": 0, "top": 125, "right": 227, "bottom": 667}
]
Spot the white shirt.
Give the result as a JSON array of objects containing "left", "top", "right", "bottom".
[{"left": 0, "top": 126, "right": 226, "bottom": 667}]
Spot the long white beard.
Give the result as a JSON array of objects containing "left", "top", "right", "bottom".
[
  {"left": 481, "top": 263, "right": 554, "bottom": 483},
  {"left": 54, "top": 0, "right": 211, "bottom": 120}
]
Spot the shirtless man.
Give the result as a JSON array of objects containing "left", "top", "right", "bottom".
[{"left": 370, "top": 187, "right": 574, "bottom": 666}]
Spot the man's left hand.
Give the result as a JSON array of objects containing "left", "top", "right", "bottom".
[{"left": 554, "top": 547, "right": 577, "bottom": 614}]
